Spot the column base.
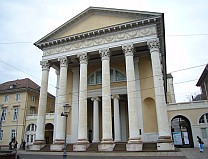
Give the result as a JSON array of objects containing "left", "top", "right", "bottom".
[
  {"left": 157, "top": 136, "right": 175, "bottom": 151},
  {"left": 50, "top": 139, "right": 65, "bottom": 151},
  {"left": 126, "top": 137, "right": 143, "bottom": 151},
  {"left": 98, "top": 138, "right": 115, "bottom": 151},
  {"left": 30, "top": 140, "right": 45, "bottom": 150},
  {"left": 73, "top": 139, "right": 89, "bottom": 151}
]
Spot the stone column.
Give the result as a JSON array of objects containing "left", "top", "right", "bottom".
[
  {"left": 52, "top": 57, "right": 68, "bottom": 150},
  {"left": 122, "top": 44, "right": 142, "bottom": 151},
  {"left": 98, "top": 48, "right": 114, "bottom": 151},
  {"left": 73, "top": 53, "right": 89, "bottom": 151},
  {"left": 91, "top": 97, "right": 100, "bottom": 143},
  {"left": 33, "top": 60, "right": 50, "bottom": 150},
  {"left": 112, "top": 95, "right": 121, "bottom": 142},
  {"left": 147, "top": 38, "right": 174, "bottom": 150},
  {"left": 134, "top": 58, "right": 143, "bottom": 136},
  {"left": 53, "top": 70, "right": 60, "bottom": 142},
  {"left": 71, "top": 67, "right": 79, "bottom": 143}
]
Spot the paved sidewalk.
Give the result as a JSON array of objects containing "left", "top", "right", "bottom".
[
  {"left": 3, "top": 147, "right": 208, "bottom": 159},
  {"left": 180, "top": 147, "right": 208, "bottom": 159}
]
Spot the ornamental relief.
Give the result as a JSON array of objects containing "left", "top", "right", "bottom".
[{"left": 43, "top": 26, "right": 156, "bottom": 56}]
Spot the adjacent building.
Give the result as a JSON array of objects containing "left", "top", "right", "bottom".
[{"left": 0, "top": 78, "right": 55, "bottom": 147}]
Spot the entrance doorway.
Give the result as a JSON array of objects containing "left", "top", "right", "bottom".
[
  {"left": 171, "top": 115, "right": 194, "bottom": 148},
  {"left": 45, "top": 123, "right": 54, "bottom": 144}
]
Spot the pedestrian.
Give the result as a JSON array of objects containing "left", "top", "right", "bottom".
[
  {"left": 9, "top": 141, "right": 12, "bottom": 150},
  {"left": 197, "top": 136, "right": 204, "bottom": 152},
  {"left": 14, "top": 141, "right": 18, "bottom": 151},
  {"left": 22, "top": 140, "right": 26, "bottom": 150}
]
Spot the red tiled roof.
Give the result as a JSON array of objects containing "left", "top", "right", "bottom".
[{"left": 0, "top": 78, "right": 40, "bottom": 91}]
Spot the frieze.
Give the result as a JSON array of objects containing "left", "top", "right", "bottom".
[{"left": 43, "top": 26, "right": 156, "bottom": 56}]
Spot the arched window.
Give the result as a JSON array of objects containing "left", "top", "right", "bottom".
[
  {"left": 26, "top": 124, "right": 37, "bottom": 145},
  {"left": 199, "top": 113, "right": 208, "bottom": 124},
  {"left": 87, "top": 68, "right": 126, "bottom": 85}
]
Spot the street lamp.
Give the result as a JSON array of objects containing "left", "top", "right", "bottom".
[{"left": 61, "top": 103, "right": 71, "bottom": 159}]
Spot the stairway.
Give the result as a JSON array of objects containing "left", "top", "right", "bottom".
[
  {"left": 40, "top": 144, "right": 50, "bottom": 151},
  {"left": 142, "top": 142, "right": 157, "bottom": 151},
  {"left": 113, "top": 142, "right": 126, "bottom": 151},
  {"left": 66, "top": 144, "right": 73, "bottom": 152},
  {"left": 86, "top": 143, "right": 98, "bottom": 151}
]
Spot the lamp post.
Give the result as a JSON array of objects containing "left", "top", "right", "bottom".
[{"left": 61, "top": 103, "right": 71, "bottom": 159}]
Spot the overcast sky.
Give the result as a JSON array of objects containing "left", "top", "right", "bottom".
[{"left": 0, "top": 0, "right": 207, "bottom": 102}]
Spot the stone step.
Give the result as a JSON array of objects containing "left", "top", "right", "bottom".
[
  {"left": 66, "top": 144, "right": 73, "bottom": 152},
  {"left": 142, "top": 142, "right": 157, "bottom": 151},
  {"left": 40, "top": 144, "right": 50, "bottom": 152},
  {"left": 86, "top": 143, "right": 98, "bottom": 151},
  {"left": 113, "top": 142, "right": 126, "bottom": 151}
]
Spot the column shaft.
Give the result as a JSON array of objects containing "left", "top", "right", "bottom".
[
  {"left": 91, "top": 97, "right": 100, "bottom": 143},
  {"left": 71, "top": 68, "right": 79, "bottom": 143},
  {"left": 77, "top": 53, "right": 88, "bottom": 143},
  {"left": 122, "top": 44, "right": 141, "bottom": 143},
  {"left": 54, "top": 57, "right": 68, "bottom": 142},
  {"left": 147, "top": 39, "right": 170, "bottom": 138},
  {"left": 35, "top": 60, "right": 50, "bottom": 143},
  {"left": 53, "top": 70, "right": 60, "bottom": 141},
  {"left": 112, "top": 95, "right": 121, "bottom": 142},
  {"left": 99, "top": 48, "right": 113, "bottom": 143}
]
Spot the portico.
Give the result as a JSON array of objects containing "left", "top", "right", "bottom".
[{"left": 32, "top": 7, "right": 174, "bottom": 151}]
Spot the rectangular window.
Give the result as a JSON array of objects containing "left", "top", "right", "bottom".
[
  {"left": 31, "top": 135, "right": 34, "bottom": 143},
  {"left": 13, "top": 107, "right": 19, "bottom": 121},
  {"left": 1, "top": 107, "right": 7, "bottom": 121},
  {"left": 16, "top": 94, "right": 20, "bottom": 101},
  {"left": 96, "top": 71, "right": 102, "bottom": 84},
  {"left": 32, "top": 96, "right": 36, "bottom": 102},
  {"left": 11, "top": 130, "right": 16, "bottom": 141},
  {"left": 26, "top": 135, "right": 29, "bottom": 143},
  {"left": 201, "top": 128, "right": 207, "bottom": 139},
  {"left": 4, "top": 95, "right": 9, "bottom": 102},
  {"left": 0, "top": 130, "right": 3, "bottom": 140}
]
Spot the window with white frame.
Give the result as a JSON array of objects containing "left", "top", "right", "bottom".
[
  {"left": 1, "top": 107, "right": 7, "bottom": 121},
  {"left": 0, "top": 130, "right": 3, "bottom": 140},
  {"left": 13, "top": 107, "right": 19, "bottom": 121},
  {"left": 11, "top": 129, "right": 16, "bottom": 141},
  {"left": 4, "top": 95, "right": 9, "bottom": 102},
  {"left": 87, "top": 68, "right": 126, "bottom": 85},
  {"left": 16, "top": 94, "right": 20, "bottom": 101},
  {"left": 26, "top": 124, "right": 36, "bottom": 145},
  {"left": 201, "top": 128, "right": 208, "bottom": 139}
]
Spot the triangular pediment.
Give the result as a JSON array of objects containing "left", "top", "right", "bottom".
[{"left": 35, "top": 7, "right": 161, "bottom": 44}]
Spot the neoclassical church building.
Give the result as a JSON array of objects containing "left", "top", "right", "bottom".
[{"left": 32, "top": 7, "right": 174, "bottom": 151}]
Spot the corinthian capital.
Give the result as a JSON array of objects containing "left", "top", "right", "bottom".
[
  {"left": 58, "top": 56, "right": 68, "bottom": 67},
  {"left": 77, "top": 52, "right": 88, "bottom": 64},
  {"left": 40, "top": 60, "right": 50, "bottom": 71},
  {"left": 147, "top": 38, "right": 160, "bottom": 53},
  {"left": 99, "top": 48, "right": 110, "bottom": 60},
  {"left": 122, "top": 44, "right": 134, "bottom": 57}
]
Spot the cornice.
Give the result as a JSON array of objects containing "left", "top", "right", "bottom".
[
  {"left": 36, "top": 16, "right": 160, "bottom": 51},
  {"left": 42, "top": 25, "right": 157, "bottom": 56}
]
